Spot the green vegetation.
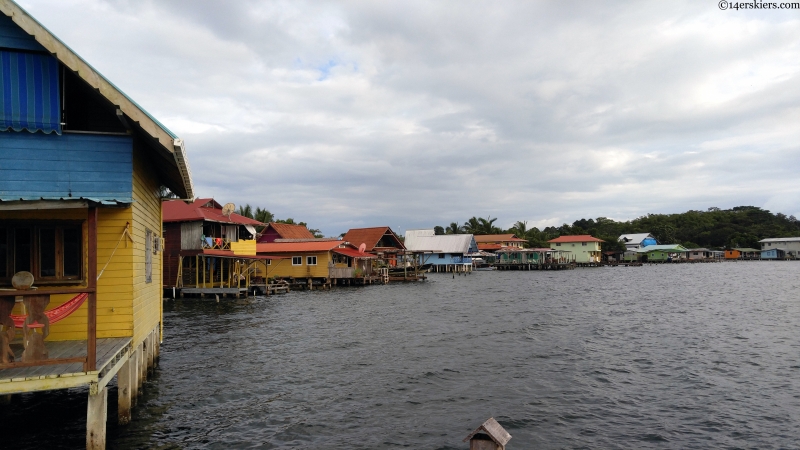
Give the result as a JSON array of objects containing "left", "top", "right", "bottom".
[{"left": 436, "top": 206, "right": 800, "bottom": 250}]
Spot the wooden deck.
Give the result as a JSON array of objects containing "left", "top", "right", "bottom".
[{"left": 0, "top": 337, "right": 132, "bottom": 395}]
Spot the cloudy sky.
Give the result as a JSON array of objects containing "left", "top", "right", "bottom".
[{"left": 19, "top": 0, "right": 800, "bottom": 236}]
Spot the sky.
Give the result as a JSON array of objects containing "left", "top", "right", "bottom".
[{"left": 18, "top": 0, "right": 800, "bottom": 236}]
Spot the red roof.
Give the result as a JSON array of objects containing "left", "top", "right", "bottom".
[
  {"left": 163, "top": 198, "right": 264, "bottom": 226},
  {"left": 179, "top": 249, "right": 286, "bottom": 260},
  {"left": 333, "top": 248, "right": 378, "bottom": 259},
  {"left": 261, "top": 222, "right": 315, "bottom": 240},
  {"left": 341, "top": 226, "right": 405, "bottom": 251},
  {"left": 477, "top": 243, "right": 504, "bottom": 251},
  {"left": 547, "top": 235, "right": 604, "bottom": 243},
  {"left": 256, "top": 241, "right": 346, "bottom": 253}
]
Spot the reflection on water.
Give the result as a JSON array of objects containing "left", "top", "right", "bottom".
[{"left": 2, "top": 262, "right": 800, "bottom": 448}]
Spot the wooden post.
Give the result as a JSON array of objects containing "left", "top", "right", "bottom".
[
  {"left": 136, "top": 343, "right": 144, "bottom": 394},
  {"left": 86, "top": 386, "right": 107, "bottom": 449},
  {"left": 87, "top": 206, "right": 98, "bottom": 371},
  {"left": 130, "top": 346, "right": 139, "bottom": 406},
  {"left": 117, "top": 356, "right": 132, "bottom": 424},
  {"left": 147, "top": 330, "right": 155, "bottom": 374}
]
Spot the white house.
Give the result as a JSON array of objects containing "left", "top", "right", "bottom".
[
  {"left": 758, "top": 237, "right": 800, "bottom": 258},
  {"left": 619, "top": 233, "right": 657, "bottom": 250}
]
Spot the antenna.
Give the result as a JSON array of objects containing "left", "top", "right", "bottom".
[{"left": 222, "top": 203, "right": 235, "bottom": 218}]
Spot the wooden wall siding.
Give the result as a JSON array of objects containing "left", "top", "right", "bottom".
[
  {"left": 0, "top": 133, "right": 133, "bottom": 201},
  {"left": 257, "top": 252, "right": 345, "bottom": 279},
  {"left": 0, "top": 13, "right": 46, "bottom": 52},
  {"left": 129, "top": 144, "right": 162, "bottom": 346},
  {"left": 180, "top": 222, "right": 202, "bottom": 250}
]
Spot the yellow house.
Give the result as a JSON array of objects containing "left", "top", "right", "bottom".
[
  {"left": 548, "top": 235, "right": 604, "bottom": 263},
  {"left": 0, "top": 2, "right": 193, "bottom": 448},
  {"left": 256, "top": 240, "right": 377, "bottom": 283}
]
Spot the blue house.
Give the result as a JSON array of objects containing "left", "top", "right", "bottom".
[
  {"left": 761, "top": 248, "right": 786, "bottom": 260},
  {"left": 404, "top": 229, "right": 478, "bottom": 273}
]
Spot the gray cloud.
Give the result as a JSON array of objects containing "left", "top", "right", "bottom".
[{"left": 19, "top": 0, "right": 800, "bottom": 235}]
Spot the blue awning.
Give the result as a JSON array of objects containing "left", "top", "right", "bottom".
[{"left": 0, "top": 50, "right": 61, "bottom": 134}]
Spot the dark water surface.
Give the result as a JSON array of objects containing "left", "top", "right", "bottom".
[{"left": 3, "top": 262, "right": 800, "bottom": 449}]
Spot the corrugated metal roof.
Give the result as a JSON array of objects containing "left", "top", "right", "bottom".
[
  {"left": 619, "top": 233, "right": 654, "bottom": 243},
  {"left": 256, "top": 241, "right": 346, "bottom": 253},
  {"left": 474, "top": 234, "right": 526, "bottom": 243},
  {"left": 759, "top": 237, "right": 800, "bottom": 243},
  {"left": 260, "top": 223, "right": 315, "bottom": 240},
  {"left": 162, "top": 199, "right": 264, "bottom": 225},
  {"left": 341, "top": 226, "right": 405, "bottom": 251},
  {"left": 404, "top": 231, "right": 477, "bottom": 254},
  {"left": 333, "top": 248, "right": 378, "bottom": 259}
]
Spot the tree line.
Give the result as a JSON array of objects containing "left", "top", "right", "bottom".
[{"left": 435, "top": 207, "right": 800, "bottom": 251}]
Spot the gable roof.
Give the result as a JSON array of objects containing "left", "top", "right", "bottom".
[
  {"left": 256, "top": 240, "right": 348, "bottom": 253},
  {"left": 548, "top": 235, "right": 604, "bottom": 243},
  {"left": 341, "top": 226, "right": 405, "bottom": 251},
  {"left": 404, "top": 230, "right": 477, "bottom": 254},
  {"left": 162, "top": 198, "right": 264, "bottom": 226},
  {"left": 474, "top": 234, "right": 527, "bottom": 243},
  {"left": 0, "top": 0, "right": 193, "bottom": 198},
  {"left": 263, "top": 222, "right": 315, "bottom": 240}
]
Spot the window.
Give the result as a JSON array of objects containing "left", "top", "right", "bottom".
[
  {"left": 266, "top": 259, "right": 271, "bottom": 265},
  {"left": 145, "top": 228, "right": 152, "bottom": 283},
  {"left": 292, "top": 256, "right": 302, "bottom": 265},
  {"left": 307, "top": 256, "right": 317, "bottom": 265},
  {"left": 438, "top": 253, "right": 445, "bottom": 258},
  {"left": 582, "top": 242, "right": 587, "bottom": 246},
  {"left": 0, "top": 222, "right": 83, "bottom": 284},
  {"left": 556, "top": 243, "right": 561, "bottom": 246}
]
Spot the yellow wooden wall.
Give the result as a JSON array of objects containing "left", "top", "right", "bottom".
[
  {"left": 256, "top": 252, "right": 345, "bottom": 278},
  {"left": 129, "top": 144, "right": 163, "bottom": 345}
]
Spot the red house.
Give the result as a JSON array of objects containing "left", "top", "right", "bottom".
[
  {"left": 257, "top": 222, "right": 315, "bottom": 243},
  {"left": 162, "top": 199, "right": 264, "bottom": 288}
]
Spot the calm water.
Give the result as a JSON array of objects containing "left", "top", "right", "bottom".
[{"left": 3, "top": 262, "right": 800, "bottom": 449}]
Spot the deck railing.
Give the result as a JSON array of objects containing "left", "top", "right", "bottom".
[{"left": 0, "top": 287, "right": 97, "bottom": 372}]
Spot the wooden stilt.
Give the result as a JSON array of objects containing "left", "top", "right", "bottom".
[
  {"left": 117, "top": 357, "right": 132, "bottom": 425},
  {"left": 130, "top": 347, "right": 140, "bottom": 406},
  {"left": 86, "top": 386, "right": 108, "bottom": 450}
]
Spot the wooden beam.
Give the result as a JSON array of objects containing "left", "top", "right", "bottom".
[{"left": 87, "top": 206, "right": 97, "bottom": 371}]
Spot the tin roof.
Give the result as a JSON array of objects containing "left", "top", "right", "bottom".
[
  {"left": 758, "top": 237, "right": 800, "bottom": 243},
  {"left": 548, "top": 235, "right": 604, "bottom": 243},
  {"left": 256, "top": 241, "right": 347, "bottom": 253},
  {"left": 162, "top": 198, "right": 264, "bottom": 225},
  {"left": 404, "top": 231, "right": 477, "bottom": 254},
  {"left": 619, "top": 233, "right": 655, "bottom": 243},
  {"left": 333, "top": 247, "right": 378, "bottom": 259},
  {"left": 341, "top": 226, "right": 405, "bottom": 251},
  {"left": 261, "top": 222, "right": 316, "bottom": 240},
  {"left": 474, "top": 234, "right": 527, "bottom": 243}
]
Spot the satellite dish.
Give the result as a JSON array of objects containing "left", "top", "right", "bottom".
[
  {"left": 222, "top": 203, "right": 235, "bottom": 218},
  {"left": 359, "top": 243, "right": 366, "bottom": 254}
]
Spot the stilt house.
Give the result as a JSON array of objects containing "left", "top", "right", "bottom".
[
  {"left": 0, "top": 2, "right": 193, "bottom": 447},
  {"left": 257, "top": 222, "right": 314, "bottom": 243},
  {"left": 162, "top": 198, "right": 264, "bottom": 290},
  {"left": 341, "top": 226, "right": 405, "bottom": 265}
]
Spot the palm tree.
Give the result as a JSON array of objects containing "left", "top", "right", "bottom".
[
  {"left": 237, "top": 204, "right": 253, "bottom": 219},
  {"left": 446, "top": 222, "right": 463, "bottom": 234}
]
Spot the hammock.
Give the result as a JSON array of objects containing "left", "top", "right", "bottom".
[{"left": 9, "top": 293, "right": 89, "bottom": 328}]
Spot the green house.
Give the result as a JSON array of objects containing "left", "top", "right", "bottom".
[{"left": 635, "top": 244, "right": 688, "bottom": 261}]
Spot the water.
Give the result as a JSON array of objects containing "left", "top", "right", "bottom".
[{"left": 3, "top": 262, "right": 800, "bottom": 449}]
